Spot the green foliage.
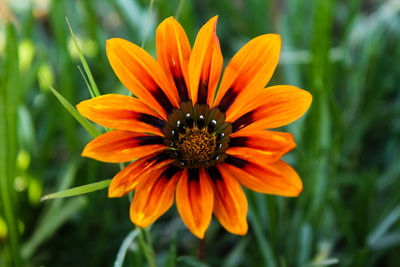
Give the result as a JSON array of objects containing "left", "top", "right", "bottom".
[
  {"left": 0, "top": 0, "right": 399, "bottom": 266},
  {"left": 40, "top": 179, "right": 111, "bottom": 201}
]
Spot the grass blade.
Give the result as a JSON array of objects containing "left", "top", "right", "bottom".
[
  {"left": 22, "top": 197, "right": 87, "bottom": 258},
  {"left": 141, "top": 0, "right": 154, "bottom": 48},
  {"left": 22, "top": 160, "right": 78, "bottom": 258},
  {"left": 66, "top": 17, "right": 101, "bottom": 97},
  {"left": 41, "top": 179, "right": 111, "bottom": 201},
  {"left": 0, "top": 22, "right": 21, "bottom": 267},
  {"left": 78, "top": 65, "right": 95, "bottom": 98},
  {"left": 166, "top": 233, "right": 177, "bottom": 267},
  {"left": 177, "top": 256, "right": 209, "bottom": 267},
  {"left": 114, "top": 229, "right": 140, "bottom": 267},
  {"left": 39, "top": 74, "right": 101, "bottom": 138},
  {"left": 368, "top": 206, "right": 400, "bottom": 247}
]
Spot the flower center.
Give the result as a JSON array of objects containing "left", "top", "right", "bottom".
[
  {"left": 176, "top": 128, "right": 216, "bottom": 164},
  {"left": 163, "top": 101, "right": 231, "bottom": 169}
]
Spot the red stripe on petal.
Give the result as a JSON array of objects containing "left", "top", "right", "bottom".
[
  {"left": 188, "top": 16, "right": 223, "bottom": 106},
  {"left": 82, "top": 130, "right": 166, "bottom": 163},
  {"left": 108, "top": 152, "right": 173, "bottom": 198},
  {"left": 130, "top": 165, "right": 181, "bottom": 228},
  {"left": 77, "top": 94, "right": 165, "bottom": 135},
  {"left": 208, "top": 166, "right": 248, "bottom": 235},
  {"left": 176, "top": 168, "right": 214, "bottom": 238},
  {"left": 224, "top": 157, "right": 303, "bottom": 197}
]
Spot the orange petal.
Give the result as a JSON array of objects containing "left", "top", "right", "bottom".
[
  {"left": 156, "top": 17, "right": 191, "bottom": 102},
  {"left": 176, "top": 168, "right": 214, "bottom": 238},
  {"left": 207, "top": 167, "right": 248, "bottom": 235},
  {"left": 188, "top": 16, "right": 223, "bottom": 105},
  {"left": 214, "top": 34, "right": 281, "bottom": 117},
  {"left": 77, "top": 94, "right": 165, "bottom": 135},
  {"left": 108, "top": 152, "right": 173, "bottom": 198},
  {"left": 230, "top": 85, "right": 312, "bottom": 132},
  {"left": 82, "top": 130, "right": 165, "bottom": 163},
  {"left": 106, "top": 38, "right": 179, "bottom": 119},
  {"left": 224, "top": 156, "right": 303, "bottom": 197},
  {"left": 130, "top": 165, "right": 181, "bottom": 228},
  {"left": 226, "top": 130, "right": 296, "bottom": 163}
]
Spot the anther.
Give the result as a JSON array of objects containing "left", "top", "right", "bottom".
[
  {"left": 185, "top": 113, "right": 193, "bottom": 128},
  {"left": 217, "top": 132, "right": 225, "bottom": 142},
  {"left": 171, "top": 129, "right": 179, "bottom": 139},
  {"left": 198, "top": 115, "right": 205, "bottom": 129},
  {"left": 208, "top": 119, "right": 217, "bottom": 134},
  {"left": 177, "top": 120, "right": 186, "bottom": 133}
]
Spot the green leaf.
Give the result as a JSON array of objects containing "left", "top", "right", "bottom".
[
  {"left": 177, "top": 256, "right": 210, "bottom": 267},
  {"left": 22, "top": 160, "right": 79, "bottom": 259},
  {"left": 66, "top": 17, "right": 101, "bottom": 97},
  {"left": 368, "top": 206, "right": 400, "bottom": 248},
  {"left": 39, "top": 74, "right": 101, "bottom": 138},
  {"left": 308, "top": 258, "right": 339, "bottom": 267},
  {"left": 22, "top": 197, "right": 87, "bottom": 258},
  {"left": 41, "top": 179, "right": 111, "bottom": 201},
  {"left": 0, "top": 22, "right": 22, "bottom": 267},
  {"left": 114, "top": 229, "right": 140, "bottom": 267},
  {"left": 165, "top": 233, "right": 177, "bottom": 267},
  {"left": 78, "top": 65, "right": 95, "bottom": 98}
]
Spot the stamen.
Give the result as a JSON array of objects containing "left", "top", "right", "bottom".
[
  {"left": 176, "top": 128, "right": 216, "bottom": 166},
  {"left": 198, "top": 115, "right": 205, "bottom": 129},
  {"left": 163, "top": 101, "right": 231, "bottom": 168}
]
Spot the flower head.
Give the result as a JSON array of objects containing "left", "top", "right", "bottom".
[{"left": 77, "top": 16, "right": 312, "bottom": 238}]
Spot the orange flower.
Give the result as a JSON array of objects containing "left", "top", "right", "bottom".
[{"left": 77, "top": 16, "right": 312, "bottom": 238}]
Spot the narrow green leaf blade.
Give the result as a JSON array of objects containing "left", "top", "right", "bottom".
[
  {"left": 78, "top": 65, "right": 95, "bottom": 98},
  {"left": 368, "top": 206, "right": 400, "bottom": 247},
  {"left": 39, "top": 74, "right": 101, "bottom": 138},
  {"left": 177, "top": 256, "right": 209, "bottom": 267},
  {"left": 166, "top": 233, "right": 177, "bottom": 267},
  {"left": 114, "top": 229, "right": 140, "bottom": 267},
  {"left": 41, "top": 179, "right": 111, "bottom": 201},
  {"left": 66, "top": 17, "right": 101, "bottom": 97}
]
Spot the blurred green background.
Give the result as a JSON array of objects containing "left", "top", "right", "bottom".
[{"left": 1, "top": 0, "right": 400, "bottom": 266}]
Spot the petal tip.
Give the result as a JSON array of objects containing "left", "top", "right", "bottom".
[
  {"left": 105, "top": 38, "right": 117, "bottom": 47},
  {"left": 81, "top": 148, "right": 90, "bottom": 158},
  {"left": 305, "top": 90, "right": 313, "bottom": 106},
  {"left": 107, "top": 185, "right": 122, "bottom": 198},
  {"left": 75, "top": 101, "right": 87, "bottom": 115},
  {"left": 295, "top": 181, "right": 303, "bottom": 196},
  {"left": 236, "top": 227, "right": 248, "bottom": 236},
  {"left": 192, "top": 229, "right": 206, "bottom": 239},
  {"left": 131, "top": 213, "right": 151, "bottom": 229},
  {"left": 164, "top": 16, "right": 177, "bottom": 23}
]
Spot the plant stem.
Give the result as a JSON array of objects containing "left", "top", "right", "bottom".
[
  {"left": 197, "top": 236, "right": 206, "bottom": 262},
  {"left": 141, "top": 0, "right": 154, "bottom": 48},
  {"left": 175, "top": 0, "right": 185, "bottom": 20},
  {"left": 138, "top": 227, "right": 157, "bottom": 267}
]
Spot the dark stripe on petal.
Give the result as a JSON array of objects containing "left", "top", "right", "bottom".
[
  {"left": 173, "top": 75, "right": 189, "bottom": 102},
  {"left": 135, "top": 135, "right": 164, "bottom": 146},
  {"left": 153, "top": 87, "right": 174, "bottom": 114},
  {"left": 218, "top": 87, "right": 238, "bottom": 113},
  {"left": 188, "top": 168, "right": 200, "bottom": 182},
  {"left": 225, "top": 156, "right": 249, "bottom": 168},
  {"left": 137, "top": 113, "right": 165, "bottom": 129},
  {"left": 229, "top": 137, "right": 249, "bottom": 147},
  {"left": 207, "top": 166, "right": 223, "bottom": 181},
  {"left": 148, "top": 151, "right": 170, "bottom": 164},
  {"left": 231, "top": 110, "right": 256, "bottom": 133},
  {"left": 160, "top": 165, "right": 180, "bottom": 180},
  {"left": 197, "top": 79, "right": 209, "bottom": 105}
]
